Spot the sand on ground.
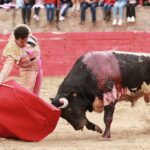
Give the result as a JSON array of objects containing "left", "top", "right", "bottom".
[{"left": 0, "top": 77, "right": 150, "bottom": 150}]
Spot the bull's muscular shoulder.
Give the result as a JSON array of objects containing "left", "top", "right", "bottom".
[{"left": 82, "top": 51, "right": 121, "bottom": 89}]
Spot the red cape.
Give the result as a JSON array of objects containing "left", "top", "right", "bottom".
[{"left": 0, "top": 80, "right": 61, "bottom": 141}]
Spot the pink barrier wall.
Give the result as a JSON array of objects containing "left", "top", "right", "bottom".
[{"left": 0, "top": 32, "right": 150, "bottom": 76}]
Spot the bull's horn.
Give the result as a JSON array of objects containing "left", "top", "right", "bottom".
[{"left": 59, "top": 98, "right": 69, "bottom": 109}]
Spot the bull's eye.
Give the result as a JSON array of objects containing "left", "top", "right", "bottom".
[
  {"left": 67, "top": 107, "right": 72, "bottom": 112},
  {"left": 72, "top": 92, "right": 77, "bottom": 97}
]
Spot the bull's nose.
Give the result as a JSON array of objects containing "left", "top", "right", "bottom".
[
  {"left": 73, "top": 125, "right": 84, "bottom": 130},
  {"left": 72, "top": 120, "right": 87, "bottom": 130}
]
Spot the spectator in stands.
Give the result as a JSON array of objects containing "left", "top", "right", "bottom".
[
  {"left": 71, "top": 0, "right": 81, "bottom": 13},
  {"left": 44, "top": 0, "right": 59, "bottom": 23},
  {"left": 22, "top": 0, "right": 35, "bottom": 25},
  {"left": 59, "top": 0, "right": 72, "bottom": 21},
  {"left": 33, "top": 0, "right": 44, "bottom": 21},
  {"left": 0, "top": 24, "right": 42, "bottom": 96},
  {"left": 112, "top": 0, "right": 127, "bottom": 25},
  {"left": 3, "top": 0, "right": 12, "bottom": 3},
  {"left": 0, "top": 0, "right": 15, "bottom": 9},
  {"left": 143, "top": 0, "right": 150, "bottom": 6},
  {"left": 80, "top": 0, "right": 99, "bottom": 25},
  {"left": 0, "top": 0, "right": 3, "bottom": 4},
  {"left": 102, "top": 0, "right": 115, "bottom": 22},
  {"left": 126, "top": 0, "right": 137, "bottom": 22},
  {"left": 16, "top": 0, "right": 24, "bottom": 8}
]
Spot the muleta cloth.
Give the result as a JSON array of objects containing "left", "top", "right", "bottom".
[{"left": 0, "top": 80, "right": 61, "bottom": 141}]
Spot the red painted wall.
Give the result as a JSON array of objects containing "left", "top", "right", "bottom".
[{"left": 0, "top": 32, "right": 150, "bottom": 76}]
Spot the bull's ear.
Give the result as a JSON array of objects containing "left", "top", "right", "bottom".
[{"left": 49, "top": 98, "right": 54, "bottom": 101}]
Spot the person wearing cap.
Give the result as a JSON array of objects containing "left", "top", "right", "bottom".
[{"left": 0, "top": 24, "right": 42, "bottom": 96}]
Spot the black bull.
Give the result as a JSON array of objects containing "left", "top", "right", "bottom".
[{"left": 51, "top": 51, "right": 150, "bottom": 138}]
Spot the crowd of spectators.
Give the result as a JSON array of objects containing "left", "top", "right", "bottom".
[{"left": 0, "top": 0, "right": 150, "bottom": 26}]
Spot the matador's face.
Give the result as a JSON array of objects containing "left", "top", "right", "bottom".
[{"left": 15, "top": 37, "right": 28, "bottom": 48}]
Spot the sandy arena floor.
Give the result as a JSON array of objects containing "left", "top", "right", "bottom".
[{"left": 0, "top": 77, "right": 150, "bottom": 150}]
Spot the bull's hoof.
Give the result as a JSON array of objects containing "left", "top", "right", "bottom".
[
  {"left": 102, "top": 133, "right": 111, "bottom": 139},
  {"left": 100, "top": 136, "right": 112, "bottom": 141},
  {"left": 95, "top": 125, "right": 102, "bottom": 134}
]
